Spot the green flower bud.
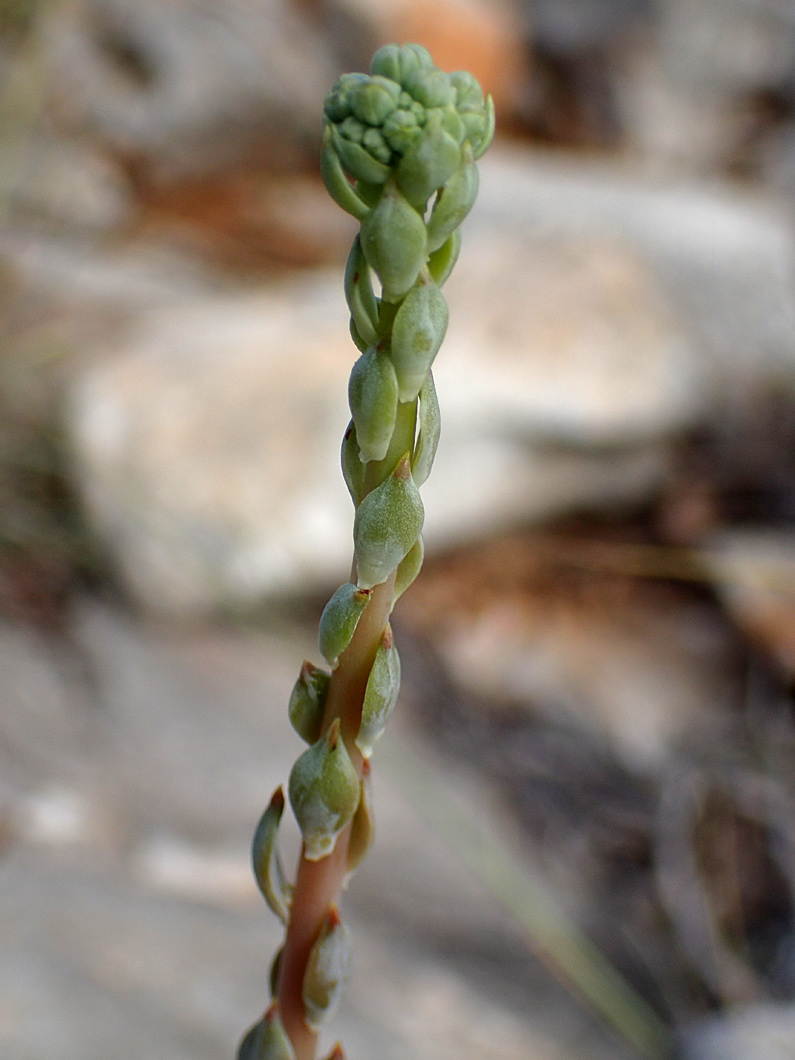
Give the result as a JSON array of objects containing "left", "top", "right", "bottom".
[
  {"left": 411, "top": 371, "right": 440, "bottom": 487},
  {"left": 426, "top": 143, "right": 478, "bottom": 253},
  {"left": 349, "top": 75, "right": 400, "bottom": 126},
  {"left": 238, "top": 1003, "right": 295, "bottom": 1060},
  {"left": 303, "top": 906, "right": 353, "bottom": 1030},
  {"left": 344, "top": 760, "right": 374, "bottom": 885},
  {"left": 360, "top": 181, "right": 427, "bottom": 301},
  {"left": 318, "top": 582, "right": 371, "bottom": 668},
  {"left": 251, "top": 788, "right": 293, "bottom": 925},
  {"left": 371, "top": 43, "right": 433, "bottom": 85},
  {"left": 396, "top": 109, "right": 461, "bottom": 209},
  {"left": 288, "top": 661, "right": 330, "bottom": 745},
  {"left": 437, "top": 103, "right": 465, "bottom": 144},
  {"left": 382, "top": 108, "right": 421, "bottom": 154},
  {"left": 330, "top": 125, "right": 391, "bottom": 185},
  {"left": 288, "top": 719, "right": 360, "bottom": 861},
  {"left": 390, "top": 272, "right": 449, "bottom": 401},
  {"left": 392, "top": 534, "right": 424, "bottom": 606},
  {"left": 354, "top": 453, "right": 424, "bottom": 589},
  {"left": 344, "top": 236, "right": 380, "bottom": 348},
  {"left": 348, "top": 348, "right": 399, "bottom": 463},
  {"left": 341, "top": 421, "right": 366, "bottom": 507},
  {"left": 403, "top": 67, "right": 455, "bottom": 109},
  {"left": 427, "top": 228, "right": 461, "bottom": 287},
  {"left": 449, "top": 69, "right": 484, "bottom": 111},
  {"left": 355, "top": 625, "right": 400, "bottom": 758},
  {"left": 339, "top": 115, "right": 365, "bottom": 144},
  {"left": 324, "top": 72, "right": 369, "bottom": 124},
  {"left": 361, "top": 127, "right": 391, "bottom": 165},
  {"left": 320, "top": 128, "right": 370, "bottom": 222}
]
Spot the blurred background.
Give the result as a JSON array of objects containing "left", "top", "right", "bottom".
[{"left": 2, "top": 1, "right": 795, "bottom": 1058}]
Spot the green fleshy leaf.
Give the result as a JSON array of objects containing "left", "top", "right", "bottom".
[
  {"left": 360, "top": 180, "right": 427, "bottom": 302},
  {"left": 390, "top": 273, "right": 449, "bottom": 402},
  {"left": 251, "top": 788, "right": 293, "bottom": 925},
  {"left": 348, "top": 348, "right": 399, "bottom": 463},
  {"left": 341, "top": 421, "right": 366, "bottom": 507},
  {"left": 302, "top": 907, "right": 353, "bottom": 1030},
  {"left": 318, "top": 582, "right": 371, "bottom": 668},
  {"left": 355, "top": 625, "right": 401, "bottom": 758},
  {"left": 320, "top": 128, "right": 370, "bottom": 222},
  {"left": 288, "top": 661, "right": 330, "bottom": 744},
  {"left": 344, "top": 236, "right": 380, "bottom": 347},
  {"left": 426, "top": 143, "right": 478, "bottom": 253},
  {"left": 427, "top": 228, "right": 461, "bottom": 287},
  {"left": 392, "top": 535, "right": 424, "bottom": 606},
  {"left": 354, "top": 454, "right": 424, "bottom": 589},
  {"left": 411, "top": 371, "right": 440, "bottom": 487},
  {"left": 288, "top": 719, "right": 361, "bottom": 861}
]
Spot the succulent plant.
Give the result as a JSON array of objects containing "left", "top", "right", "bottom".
[{"left": 239, "top": 44, "right": 493, "bottom": 1060}]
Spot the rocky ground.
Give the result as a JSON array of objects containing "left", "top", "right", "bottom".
[{"left": 2, "top": 2, "right": 795, "bottom": 1059}]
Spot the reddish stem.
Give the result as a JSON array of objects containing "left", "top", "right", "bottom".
[{"left": 276, "top": 575, "right": 395, "bottom": 1059}]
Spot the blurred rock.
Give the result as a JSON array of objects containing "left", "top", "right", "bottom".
[
  {"left": 703, "top": 530, "right": 795, "bottom": 676},
  {"left": 399, "top": 531, "right": 741, "bottom": 768},
  {"left": 0, "top": 602, "right": 627, "bottom": 1060},
  {"left": 61, "top": 146, "right": 795, "bottom": 613},
  {"left": 682, "top": 1003, "right": 795, "bottom": 1060},
  {"left": 37, "top": 0, "right": 339, "bottom": 183}
]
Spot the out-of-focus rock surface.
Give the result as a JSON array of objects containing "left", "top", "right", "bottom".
[
  {"left": 59, "top": 146, "right": 795, "bottom": 613},
  {"left": 0, "top": 602, "right": 632, "bottom": 1060},
  {"left": 682, "top": 1003, "right": 795, "bottom": 1060}
]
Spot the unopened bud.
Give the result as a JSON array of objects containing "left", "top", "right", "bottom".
[
  {"left": 251, "top": 788, "right": 293, "bottom": 925},
  {"left": 411, "top": 372, "right": 440, "bottom": 487},
  {"left": 370, "top": 42, "right": 433, "bottom": 85},
  {"left": 355, "top": 626, "right": 401, "bottom": 758},
  {"left": 345, "top": 760, "right": 374, "bottom": 885},
  {"left": 396, "top": 110, "right": 461, "bottom": 210},
  {"left": 237, "top": 1003, "right": 295, "bottom": 1060},
  {"left": 426, "top": 144, "right": 478, "bottom": 253},
  {"left": 341, "top": 421, "right": 366, "bottom": 507},
  {"left": 390, "top": 274, "right": 449, "bottom": 402},
  {"left": 348, "top": 348, "right": 399, "bottom": 463},
  {"left": 330, "top": 124, "right": 391, "bottom": 185},
  {"left": 318, "top": 583, "right": 371, "bottom": 668},
  {"left": 360, "top": 181, "right": 427, "bottom": 302},
  {"left": 288, "top": 719, "right": 360, "bottom": 861},
  {"left": 303, "top": 907, "right": 353, "bottom": 1030},
  {"left": 354, "top": 454, "right": 424, "bottom": 589},
  {"left": 288, "top": 661, "right": 330, "bottom": 745}
]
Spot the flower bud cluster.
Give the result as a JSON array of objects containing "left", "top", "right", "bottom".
[{"left": 242, "top": 45, "right": 492, "bottom": 1060}]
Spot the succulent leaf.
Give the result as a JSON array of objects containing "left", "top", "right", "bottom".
[
  {"left": 320, "top": 129, "right": 370, "bottom": 222},
  {"left": 302, "top": 907, "right": 353, "bottom": 1030},
  {"left": 390, "top": 273, "right": 449, "bottom": 401},
  {"left": 318, "top": 583, "right": 372, "bottom": 668},
  {"left": 355, "top": 626, "right": 401, "bottom": 758},
  {"left": 251, "top": 788, "right": 293, "bottom": 925},
  {"left": 411, "top": 372, "right": 441, "bottom": 487},
  {"left": 392, "top": 534, "right": 424, "bottom": 606},
  {"left": 348, "top": 348, "right": 399, "bottom": 463},
  {"left": 427, "top": 229, "right": 461, "bottom": 287},
  {"left": 238, "top": 1004, "right": 295, "bottom": 1060},
  {"left": 354, "top": 454, "right": 424, "bottom": 589},
  {"left": 288, "top": 719, "right": 361, "bottom": 861},
  {"left": 288, "top": 661, "right": 331, "bottom": 745},
  {"left": 345, "top": 760, "right": 374, "bottom": 884},
  {"left": 344, "top": 237, "right": 380, "bottom": 346},
  {"left": 359, "top": 181, "right": 427, "bottom": 301},
  {"left": 396, "top": 109, "right": 461, "bottom": 209},
  {"left": 341, "top": 421, "right": 366, "bottom": 507},
  {"left": 426, "top": 143, "right": 478, "bottom": 253}
]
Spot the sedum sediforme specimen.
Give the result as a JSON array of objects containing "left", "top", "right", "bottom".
[{"left": 240, "top": 43, "right": 493, "bottom": 1060}]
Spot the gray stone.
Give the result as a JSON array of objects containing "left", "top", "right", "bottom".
[
  {"left": 0, "top": 602, "right": 629, "bottom": 1060},
  {"left": 37, "top": 0, "right": 339, "bottom": 182},
  {"left": 683, "top": 1003, "right": 795, "bottom": 1060}
]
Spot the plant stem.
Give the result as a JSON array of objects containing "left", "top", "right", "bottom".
[{"left": 276, "top": 401, "right": 416, "bottom": 1059}]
